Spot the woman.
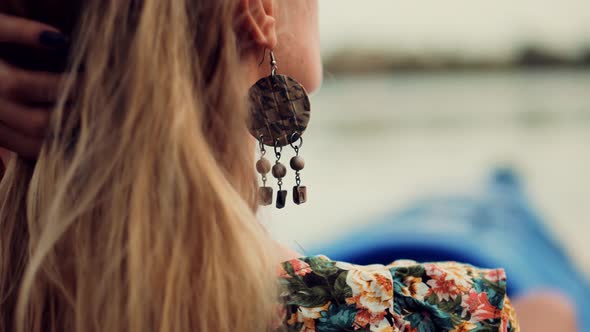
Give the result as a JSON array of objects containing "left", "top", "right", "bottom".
[{"left": 0, "top": 1, "right": 577, "bottom": 331}]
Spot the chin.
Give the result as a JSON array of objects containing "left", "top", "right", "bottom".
[
  {"left": 295, "top": 53, "right": 323, "bottom": 95},
  {"left": 277, "top": 46, "right": 323, "bottom": 94},
  {"left": 303, "top": 63, "right": 324, "bottom": 95}
]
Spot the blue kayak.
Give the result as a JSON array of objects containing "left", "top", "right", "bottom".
[{"left": 311, "top": 168, "right": 590, "bottom": 331}]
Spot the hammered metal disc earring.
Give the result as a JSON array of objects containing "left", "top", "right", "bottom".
[{"left": 248, "top": 50, "right": 311, "bottom": 209}]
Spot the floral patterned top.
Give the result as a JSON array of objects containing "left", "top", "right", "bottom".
[{"left": 278, "top": 256, "right": 519, "bottom": 332}]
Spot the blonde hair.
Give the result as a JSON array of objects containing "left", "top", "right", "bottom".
[{"left": 0, "top": 1, "right": 278, "bottom": 331}]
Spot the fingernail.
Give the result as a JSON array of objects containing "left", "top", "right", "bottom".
[{"left": 39, "top": 31, "right": 70, "bottom": 49}]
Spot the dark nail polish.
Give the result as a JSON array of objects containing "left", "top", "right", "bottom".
[{"left": 39, "top": 31, "right": 70, "bottom": 49}]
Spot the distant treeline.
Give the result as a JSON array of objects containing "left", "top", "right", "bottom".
[
  {"left": 518, "top": 47, "right": 590, "bottom": 67},
  {"left": 323, "top": 46, "right": 590, "bottom": 75}
]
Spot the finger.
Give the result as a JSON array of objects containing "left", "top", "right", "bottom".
[
  {"left": 0, "top": 60, "right": 67, "bottom": 103},
  {"left": 0, "top": 121, "right": 43, "bottom": 160},
  {"left": 0, "top": 13, "right": 68, "bottom": 49},
  {"left": 0, "top": 98, "right": 50, "bottom": 138}
]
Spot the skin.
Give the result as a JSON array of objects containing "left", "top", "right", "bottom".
[
  {"left": 513, "top": 290, "right": 578, "bottom": 331},
  {"left": 0, "top": 13, "right": 64, "bottom": 161},
  {"left": 0, "top": 2, "right": 579, "bottom": 331},
  {"left": 240, "top": 0, "right": 322, "bottom": 94}
]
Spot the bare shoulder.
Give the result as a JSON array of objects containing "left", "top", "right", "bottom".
[{"left": 272, "top": 241, "right": 303, "bottom": 263}]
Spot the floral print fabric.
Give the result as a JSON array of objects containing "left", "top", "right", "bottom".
[{"left": 278, "top": 256, "right": 519, "bottom": 332}]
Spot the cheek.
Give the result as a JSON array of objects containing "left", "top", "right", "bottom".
[
  {"left": 300, "top": 44, "right": 323, "bottom": 94},
  {"left": 275, "top": 2, "right": 322, "bottom": 93},
  {"left": 283, "top": 35, "right": 321, "bottom": 94}
]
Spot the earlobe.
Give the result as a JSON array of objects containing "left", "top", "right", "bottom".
[{"left": 238, "top": 0, "right": 277, "bottom": 50}]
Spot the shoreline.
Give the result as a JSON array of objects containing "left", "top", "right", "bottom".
[{"left": 323, "top": 47, "right": 590, "bottom": 75}]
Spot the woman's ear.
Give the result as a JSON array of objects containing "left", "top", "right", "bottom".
[{"left": 237, "top": 0, "right": 277, "bottom": 50}]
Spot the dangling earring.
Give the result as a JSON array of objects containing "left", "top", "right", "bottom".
[{"left": 248, "top": 50, "right": 311, "bottom": 208}]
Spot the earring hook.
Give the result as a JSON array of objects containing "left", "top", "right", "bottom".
[
  {"left": 269, "top": 51, "right": 278, "bottom": 76},
  {"left": 258, "top": 48, "right": 278, "bottom": 76}
]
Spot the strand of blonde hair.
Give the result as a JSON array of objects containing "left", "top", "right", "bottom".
[{"left": 0, "top": 1, "right": 278, "bottom": 331}]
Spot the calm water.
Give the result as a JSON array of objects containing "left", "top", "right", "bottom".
[{"left": 263, "top": 69, "right": 590, "bottom": 275}]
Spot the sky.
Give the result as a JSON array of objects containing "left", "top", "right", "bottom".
[{"left": 319, "top": 0, "right": 590, "bottom": 58}]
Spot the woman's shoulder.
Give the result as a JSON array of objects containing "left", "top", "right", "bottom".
[{"left": 278, "top": 255, "right": 519, "bottom": 332}]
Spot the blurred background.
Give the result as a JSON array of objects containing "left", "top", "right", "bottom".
[{"left": 263, "top": 0, "right": 590, "bottom": 281}]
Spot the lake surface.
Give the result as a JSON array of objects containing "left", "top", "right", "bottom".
[{"left": 262, "top": 69, "right": 590, "bottom": 276}]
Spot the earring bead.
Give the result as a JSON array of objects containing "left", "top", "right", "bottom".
[
  {"left": 290, "top": 156, "right": 305, "bottom": 171},
  {"left": 272, "top": 163, "right": 287, "bottom": 179},
  {"left": 258, "top": 187, "right": 274, "bottom": 206},
  {"left": 276, "top": 190, "right": 288, "bottom": 209},
  {"left": 256, "top": 158, "right": 272, "bottom": 175}
]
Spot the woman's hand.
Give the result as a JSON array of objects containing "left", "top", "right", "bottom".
[{"left": 0, "top": 13, "right": 69, "bottom": 160}]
